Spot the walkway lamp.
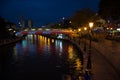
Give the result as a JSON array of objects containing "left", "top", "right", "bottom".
[
  {"left": 86, "top": 22, "right": 94, "bottom": 73},
  {"left": 89, "top": 22, "right": 94, "bottom": 29},
  {"left": 78, "top": 28, "right": 81, "bottom": 44},
  {"left": 78, "top": 28, "right": 81, "bottom": 32},
  {"left": 84, "top": 27, "right": 87, "bottom": 31},
  {"left": 84, "top": 27, "right": 87, "bottom": 51}
]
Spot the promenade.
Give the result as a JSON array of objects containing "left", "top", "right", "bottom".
[{"left": 78, "top": 38, "right": 120, "bottom": 80}]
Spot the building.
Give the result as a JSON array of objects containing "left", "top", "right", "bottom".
[
  {"left": 19, "top": 15, "right": 25, "bottom": 29},
  {"left": 27, "top": 19, "right": 33, "bottom": 30}
]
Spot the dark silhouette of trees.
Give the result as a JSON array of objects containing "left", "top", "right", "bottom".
[
  {"left": 70, "top": 8, "right": 100, "bottom": 29},
  {"left": 0, "top": 17, "right": 9, "bottom": 39},
  {"left": 52, "top": 18, "right": 72, "bottom": 29},
  {"left": 98, "top": 0, "right": 120, "bottom": 20},
  {"left": 62, "top": 19, "right": 72, "bottom": 29},
  {"left": 0, "top": 16, "right": 16, "bottom": 40}
]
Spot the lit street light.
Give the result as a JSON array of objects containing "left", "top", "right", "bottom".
[
  {"left": 86, "top": 22, "right": 94, "bottom": 74},
  {"left": 84, "top": 27, "right": 87, "bottom": 31},
  {"left": 89, "top": 22, "right": 94, "bottom": 29},
  {"left": 84, "top": 27, "right": 87, "bottom": 52},
  {"left": 78, "top": 28, "right": 81, "bottom": 44}
]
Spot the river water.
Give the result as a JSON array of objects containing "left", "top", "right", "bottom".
[{"left": 0, "top": 35, "right": 83, "bottom": 80}]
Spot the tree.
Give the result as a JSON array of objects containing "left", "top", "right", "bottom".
[
  {"left": 70, "top": 8, "right": 100, "bottom": 29},
  {"left": 0, "top": 17, "right": 16, "bottom": 39},
  {"left": 0, "top": 17, "right": 9, "bottom": 39},
  {"left": 98, "top": 0, "right": 120, "bottom": 20}
]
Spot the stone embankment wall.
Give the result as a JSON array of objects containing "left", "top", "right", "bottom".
[{"left": 0, "top": 37, "right": 22, "bottom": 47}]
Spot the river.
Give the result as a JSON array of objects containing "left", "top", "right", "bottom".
[{"left": 0, "top": 35, "right": 83, "bottom": 80}]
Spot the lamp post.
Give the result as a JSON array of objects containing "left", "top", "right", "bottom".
[
  {"left": 78, "top": 28, "right": 81, "bottom": 44},
  {"left": 86, "top": 22, "right": 94, "bottom": 74},
  {"left": 84, "top": 27, "right": 87, "bottom": 52}
]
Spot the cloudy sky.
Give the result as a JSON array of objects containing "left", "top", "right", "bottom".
[{"left": 0, "top": 0, "right": 100, "bottom": 27}]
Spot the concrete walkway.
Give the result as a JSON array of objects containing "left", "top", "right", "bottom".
[
  {"left": 78, "top": 38, "right": 120, "bottom": 80},
  {"left": 92, "top": 46, "right": 120, "bottom": 80}
]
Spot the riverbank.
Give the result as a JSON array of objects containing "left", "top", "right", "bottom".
[{"left": 0, "top": 37, "right": 22, "bottom": 47}]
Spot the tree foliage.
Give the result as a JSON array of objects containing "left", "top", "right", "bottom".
[
  {"left": 70, "top": 8, "right": 100, "bottom": 29},
  {"left": 98, "top": 0, "right": 120, "bottom": 20},
  {"left": 0, "top": 16, "right": 16, "bottom": 39},
  {"left": 0, "top": 17, "right": 9, "bottom": 39}
]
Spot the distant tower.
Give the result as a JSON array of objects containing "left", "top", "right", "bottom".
[
  {"left": 27, "top": 19, "right": 33, "bottom": 30},
  {"left": 19, "top": 15, "right": 25, "bottom": 29}
]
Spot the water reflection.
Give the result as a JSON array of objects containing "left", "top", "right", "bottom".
[
  {"left": 55, "top": 40, "right": 63, "bottom": 56},
  {"left": 1, "top": 35, "right": 83, "bottom": 80}
]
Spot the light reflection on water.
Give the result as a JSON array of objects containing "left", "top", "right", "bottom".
[{"left": 1, "top": 35, "right": 83, "bottom": 80}]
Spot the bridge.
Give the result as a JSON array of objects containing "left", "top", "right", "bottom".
[{"left": 16, "top": 28, "right": 74, "bottom": 38}]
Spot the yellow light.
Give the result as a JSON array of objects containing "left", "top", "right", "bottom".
[
  {"left": 70, "top": 29, "right": 72, "bottom": 32},
  {"left": 107, "top": 28, "right": 109, "bottom": 30},
  {"left": 38, "top": 28, "right": 42, "bottom": 30},
  {"left": 8, "top": 28, "right": 12, "bottom": 31},
  {"left": 52, "top": 39, "right": 54, "bottom": 43},
  {"left": 84, "top": 27, "right": 87, "bottom": 31},
  {"left": 89, "top": 22, "right": 94, "bottom": 28},
  {"left": 75, "top": 58, "right": 82, "bottom": 70},
  {"left": 31, "top": 28, "right": 36, "bottom": 31},
  {"left": 78, "top": 28, "right": 81, "bottom": 32},
  {"left": 24, "top": 29, "right": 28, "bottom": 31},
  {"left": 45, "top": 29, "right": 50, "bottom": 31},
  {"left": 47, "top": 38, "right": 50, "bottom": 46},
  {"left": 110, "top": 28, "right": 113, "bottom": 30},
  {"left": 68, "top": 46, "right": 73, "bottom": 59}
]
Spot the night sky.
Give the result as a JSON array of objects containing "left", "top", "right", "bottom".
[{"left": 0, "top": 0, "right": 100, "bottom": 27}]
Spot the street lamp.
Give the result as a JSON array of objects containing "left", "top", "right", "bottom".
[
  {"left": 84, "top": 27, "right": 87, "bottom": 52},
  {"left": 78, "top": 28, "right": 81, "bottom": 44},
  {"left": 84, "top": 27, "right": 87, "bottom": 31},
  {"left": 86, "top": 22, "right": 94, "bottom": 74},
  {"left": 78, "top": 28, "right": 81, "bottom": 32},
  {"left": 89, "top": 22, "right": 94, "bottom": 29}
]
